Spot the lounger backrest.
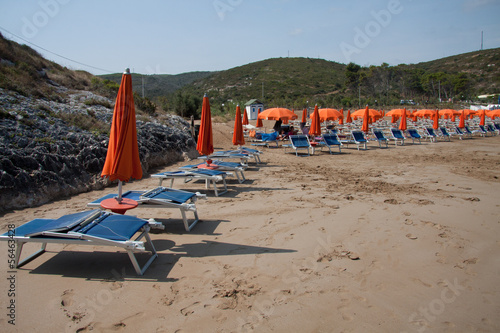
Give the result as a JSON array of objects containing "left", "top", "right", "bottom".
[
  {"left": 290, "top": 135, "right": 310, "bottom": 148},
  {"left": 455, "top": 127, "right": 464, "bottom": 135},
  {"left": 391, "top": 128, "right": 404, "bottom": 139},
  {"left": 426, "top": 128, "right": 436, "bottom": 136},
  {"left": 322, "top": 134, "right": 340, "bottom": 145},
  {"left": 373, "top": 130, "right": 385, "bottom": 140},
  {"left": 352, "top": 131, "right": 366, "bottom": 142},
  {"left": 439, "top": 127, "right": 449, "bottom": 135},
  {"left": 408, "top": 129, "right": 420, "bottom": 138}
]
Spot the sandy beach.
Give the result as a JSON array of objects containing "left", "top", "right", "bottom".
[{"left": 1, "top": 120, "right": 499, "bottom": 332}]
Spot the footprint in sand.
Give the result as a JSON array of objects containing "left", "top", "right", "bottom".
[
  {"left": 180, "top": 302, "right": 201, "bottom": 316},
  {"left": 61, "top": 289, "right": 74, "bottom": 307}
]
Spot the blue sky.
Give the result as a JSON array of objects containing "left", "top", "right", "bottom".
[{"left": 0, "top": 0, "right": 499, "bottom": 75}]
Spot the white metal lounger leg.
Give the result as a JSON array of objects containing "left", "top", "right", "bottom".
[
  {"left": 180, "top": 209, "right": 200, "bottom": 231},
  {"left": 15, "top": 241, "right": 47, "bottom": 268},
  {"left": 126, "top": 229, "right": 158, "bottom": 275}
]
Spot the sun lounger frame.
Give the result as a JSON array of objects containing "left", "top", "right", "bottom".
[
  {"left": 0, "top": 211, "right": 158, "bottom": 275},
  {"left": 372, "top": 129, "right": 389, "bottom": 148},
  {"left": 88, "top": 187, "right": 205, "bottom": 231},
  {"left": 407, "top": 128, "right": 421, "bottom": 144},
  {"left": 390, "top": 128, "right": 405, "bottom": 146},
  {"left": 152, "top": 170, "right": 229, "bottom": 196}
]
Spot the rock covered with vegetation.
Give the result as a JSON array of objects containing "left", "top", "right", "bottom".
[{"left": 0, "top": 87, "right": 197, "bottom": 212}]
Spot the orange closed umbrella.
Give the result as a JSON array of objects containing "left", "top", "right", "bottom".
[
  {"left": 475, "top": 109, "right": 486, "bottom": 126},
  {"left": 256, "top": 108, "right": 263, "bottom": 128},
  {"left": 433, "top": 110, "right": 439, "bottom": 129},
  {"left": 338, "top": 108, "right": 344, "bottom": 125},
  {"left": 309, "top": 104, "right": 321, "bottom": 136},
  {"left": 301, "top": 108, "right": 307, "bottom": 123},
  {"left": 197, "top": 94, "right": 214, "bottom": 156},
  {"left": 399, "top": 107, "right": 407, "bottom": 131},
  {"left": 101, "top": 68, "right": 142, "bottom": 204},
  {"left": 361, "top": 105, "right": 370, "bottom": 133},
  {"left": 242, "top": 108, "right": 249, "bottom": 126},
  {"left": 458, "top": 110, "right": 466, "bottom": 128},
  {"left": 232, "top": 105, "right": 245, "bottom": 146},
  {"left": 345, "top": 109, "right": 352, "bottom": 123}
]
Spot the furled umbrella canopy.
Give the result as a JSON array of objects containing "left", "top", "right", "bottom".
[
  {"left": 101, "top": 68, "right": 142, "bottom": 203},
  {"left": 242, "top": 108, "right": 249, "bottom": 126},
  {"left": 433, "top": 110, "right": 439, "bottom": 129},
  {"left": 338, "top": 108, "right": 344, "bottom": 125},
  {"left": 458, "top": 109, "right": 466, "bottom": 128},
  {"left": 309, "top": 104, "right": 321, "bottom": 136},
  {"left": 256, "top": 108, "right": 263, "bottom": 128},
  {"left": 399, "top": 107, "right": 407, "bottom": 131},
  {"left": 476, "top": 109, "right": 487, "bottom": 126},
  {"left": 232, "top": 105, "right": 245, "bottom": 146},
  {"left": 197, "top": 94, "right": 214, "bottom": 156},
  {"left": 301, "top": 108, "right": 307, "bottom": 123},
  {"left": 345, "top": 109, "right": 352, "bottom": 123},
  {"left": 361, "top": 105, "right": 370, "bottom": 133}
]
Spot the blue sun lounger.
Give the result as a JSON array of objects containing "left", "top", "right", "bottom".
[
  {"left": 372, "top": 129, "right": 389, "bottom": 148},
  {"left": 439, "top": 127, "right": 451, "bottom": 141},
  {"left": 390, "top": 128, "right": 405, "bottom": 146},
  {"left": 454, "top": 127, "right": 470, "bottom": 139},
  {"left": 0, "top": 210, "right": 157, "bottom": 275},
  {"left": 424, "top": 127, "right": 438, "bottom": 142},
  {"left": 152, "top": 169, "right": 229, "bottom": 196},
  {"left": 88, "top": 187, "right": 205, "bottom": 231},
  {"left": 179, "top": 160, "right": 246, "bottom": 183},
  {"left": 407, "top": 128, "right": 421, "bottom": 144},
  {"left": 321, "top": 133, "right": 342, "bottom": 154},
  {"left": 487, "top": 124, "right": 498, "bottom": 135},
  {"left": 351, "top": 131, "right": 368, "bottom": 150},
  {"left": 287, "top": 134, "right": 311, "bottom": 156}
]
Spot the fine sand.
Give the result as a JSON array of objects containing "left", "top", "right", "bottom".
[{"left": 1, "top": 120, "right": 499, "bottom": 332}]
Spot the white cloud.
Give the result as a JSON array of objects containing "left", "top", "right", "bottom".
[{"left": 289, "top": 28, "right": 303, "bottom": 36}]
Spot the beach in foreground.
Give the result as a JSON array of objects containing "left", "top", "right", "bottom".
[{"left": 1, "top": 120, "right": 499, "bottom": 332}]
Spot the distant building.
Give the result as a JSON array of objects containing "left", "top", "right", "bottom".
[{"left": 245, "top": 99, "right": 264, "bottom": 120}]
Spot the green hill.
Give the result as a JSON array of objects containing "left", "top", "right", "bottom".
[
  {"left": 166, "top": 48, "right": 500, "bottom": 112},
  {"left": 99, "top": 71, "right": 213, "bottom": 99}
]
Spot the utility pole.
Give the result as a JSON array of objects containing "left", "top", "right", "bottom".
[
  {"left": 481, "top": 31, "right": 483, "bottom": 50},
  {"left": 262, "top": 82, "right": 264, "bottom": 101}
]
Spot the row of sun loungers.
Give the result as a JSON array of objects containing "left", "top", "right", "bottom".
[
  {"left": 278, "top": 122, "right": 499, "bottom": 156},
  {"left": 1, "top": 147, "right": 263, "bottom": 275}
]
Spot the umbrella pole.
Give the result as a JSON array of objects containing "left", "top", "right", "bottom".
[{"left": 117, "top": 180, "right": 123, "bottom": 203}]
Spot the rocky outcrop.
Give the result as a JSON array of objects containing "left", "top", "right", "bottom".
[{"left": 0, "top": 88, "right": 197, "bottom": 212}]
